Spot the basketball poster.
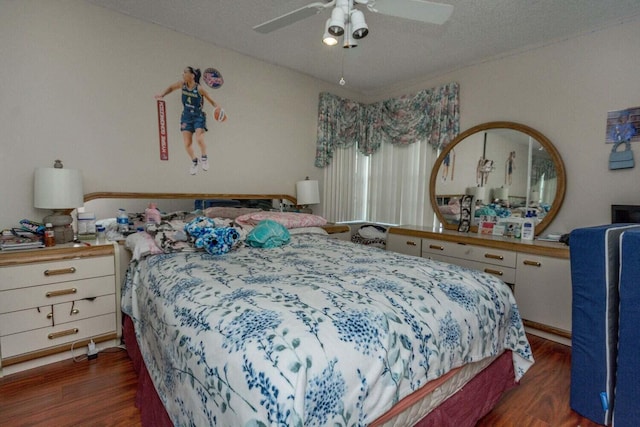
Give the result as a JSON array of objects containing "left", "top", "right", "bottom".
[{"left": 157, "top": 99, "right": 169, "bottom": 160}]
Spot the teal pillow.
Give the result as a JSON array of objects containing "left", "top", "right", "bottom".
[{"left": 246, "top": 219, "right": 290, "bottom": 248}]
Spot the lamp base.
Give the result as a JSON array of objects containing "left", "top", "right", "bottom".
[{"left": 43, "top": 213, "right": 75, "bottom": 244}]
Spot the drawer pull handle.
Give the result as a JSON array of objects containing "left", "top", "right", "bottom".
[
  {"left": 484, "top": 268, "right": 503, "bottom": 276},
  {"left": 429, "top": 244, "right": 444, "bottom": 251},
  {"left": 46, "top": 288, "right": 77, "bottom": 298},
  {"left": 71, "top": 308, "right": 80, "bottom": 315},
  {"left": 44, "top": 267, "right": 76, "bottom": 276},
  {"left": 406, "top": 241, "right": 417, "bottom": 246},
  {"left": 484, "top": 253, "right": 504, "bottom": 260},
  {"left": 523, "top": 260, "right": 542, "bottom": 267},
  {"left": 47, "top": 312, "right": 53, "bottom": 319},
  {"left": 48, "top": 328, "right": 79, "bottom": 340}
]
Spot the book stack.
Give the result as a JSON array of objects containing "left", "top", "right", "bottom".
[{"left": 0, "top": 230, "right": 44, "bottom": 250}]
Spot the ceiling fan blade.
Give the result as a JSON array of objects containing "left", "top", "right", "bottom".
[
  {"left": 253, "top": 1, "right": 335, "bottom": 34},
  {"left": 370, "top": 0, "right": 453, "bottom": 25}
]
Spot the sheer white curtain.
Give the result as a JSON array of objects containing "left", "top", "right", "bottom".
[
  {"left": 323, "top": 140, "right": 436, "bottom": 226},
  {"left": 367, "top": 140, "right": 435, "bottom": 226},
  {"left": 322, "top": 146, "right": 369, "bottom": 223}
]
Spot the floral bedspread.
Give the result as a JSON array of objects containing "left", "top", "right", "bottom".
[{"left": 122, "top": 234, "right": 533, "bottom": 427}]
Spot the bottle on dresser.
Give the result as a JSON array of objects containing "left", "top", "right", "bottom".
[
  {"left": 44, "top": 223, "right": 55, "bottom": 247},
  {"left": 117, "top": 209, "right": 129, "bottom": 234},
  {"left": 521, "top": 212, "right": 535, "bottom": 241}
]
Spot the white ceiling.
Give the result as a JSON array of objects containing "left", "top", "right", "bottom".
[{"left": 86, "top": 0, "right": 640, "bottom": 95}]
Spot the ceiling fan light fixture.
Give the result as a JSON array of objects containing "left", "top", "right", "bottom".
[
  {"left": 328, "top": 7, "right": 345, "bottom": 36},
  {"left": 350, "top": 10, "right": 368, "bottom": 39},
  {"left": 342, "top": 22, "right": 358, "bottom": 48},
  {"left": 322, "top": 18, "right": 339, "bottom": 45}
]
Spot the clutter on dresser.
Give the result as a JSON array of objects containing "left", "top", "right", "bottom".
[
  {"left": 77, "top": 212, "right": 97, "bottom": 241},
  {"left": 43, "top": 223, "right": 55, "bottom": 247},
  {"left": 0, "top": 228, "right": 44, "bottom": 250}
]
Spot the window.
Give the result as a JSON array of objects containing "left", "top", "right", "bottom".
[{"left": 323, "top": 140, "right": 436, "bottom": 226}]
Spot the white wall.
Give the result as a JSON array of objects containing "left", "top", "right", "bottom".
[
  {"left": 2, "top": 1, "right": 639, "bottom": 234},
  {"left": 0, "top": 0, "right": 359, "bottom": 226},
  {"left": 370, "top": 18, "right": 640, "bottom": 233}
]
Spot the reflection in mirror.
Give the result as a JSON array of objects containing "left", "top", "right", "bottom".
[{"left": 430, "top": 122, "right": 565, "bottom": 236}]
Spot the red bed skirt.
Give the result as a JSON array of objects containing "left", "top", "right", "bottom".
[{"left": 123, "top": 315, "right": 516, "bottom": 427}]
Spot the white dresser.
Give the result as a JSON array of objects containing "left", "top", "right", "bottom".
[
  {"left": 0, "top": 243, "right": 121, "bottom": 376},
  {"left": 322, "top": 224, "right": 351, "bottom": 241},
  {"left": 387, "top": 226, "right": 571, "bottom": 344}
]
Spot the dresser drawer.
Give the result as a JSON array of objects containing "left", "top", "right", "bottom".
[
  {"left": 0, "top": 305, "right": 53, "bottom": 336},
  {"left": 0, "top": 276, "right": 114, "bottom": 313},
  {"left": 53, "top": 295, "right": 116, "bottom": 324},
  {"left": 387, "top": 234, "right": 421, "bottom": 256},
  {"left": 515, "top": 253, "right": 571, "bottom": 331},
  {"left": 422, "top": 238, "right": 516, "bottom": 268},
  {"left": 0, "top": 256, "right": 114, "bottom": 292},
  {"left": 0, "top": 295, "right": 116, "bottom": 337},
  {"left": 427, "top": 253, "right": 516, "bottom": 283},
  {"left": 0, "top": 313, "right": 116, "bottom": 358}
]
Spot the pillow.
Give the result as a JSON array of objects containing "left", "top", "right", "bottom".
[
  {"left": 204, "top": 206, "right": 262, "bottom": 220},
  {"left": 245, "top": 220, "right": 290, "bottom": 248},
  {"left": 235, "top": 211, "right": 327, "bottom": 229}
]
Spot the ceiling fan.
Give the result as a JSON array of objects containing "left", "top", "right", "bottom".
[{"left": 253, "top": 0, "right": 454, "bottom": 36}]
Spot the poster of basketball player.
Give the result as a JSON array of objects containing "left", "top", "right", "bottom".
[{"left": 155, "top": 66, "right": 227, "bottom": 175}]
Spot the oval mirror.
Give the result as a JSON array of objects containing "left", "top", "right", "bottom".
[{"left": 429, "top": 121, "right": 566, "bottom": 235}]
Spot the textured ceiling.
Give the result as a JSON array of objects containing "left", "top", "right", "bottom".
[{"left": 86, "top": 0, "right": 640, "bottom": 95}]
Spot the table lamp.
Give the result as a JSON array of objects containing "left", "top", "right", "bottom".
[
  {"left": 34, "top": 160, "right": 84, "bottom": 244},
  {"left": 296, "top": 177, "right": 320, "bottom": 211}
]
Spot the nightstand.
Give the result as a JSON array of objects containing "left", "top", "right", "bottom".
[
  {"left": 322, "top": 223, "right": 351, "bottom": 241},
  {"left": 0, "top": 243, "right": 122, "bottom": 376}
]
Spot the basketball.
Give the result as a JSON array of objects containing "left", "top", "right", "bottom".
[{"left": 213, "top": 106, "right": 227, "bottom": 122}]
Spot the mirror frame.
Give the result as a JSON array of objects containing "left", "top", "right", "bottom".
[{"left": 429, "top": 121, "right": 566, "bottom": 235}]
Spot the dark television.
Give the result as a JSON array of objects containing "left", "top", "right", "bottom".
[{"left": 611, "top": 204, "right": 640, "bottom": 224}]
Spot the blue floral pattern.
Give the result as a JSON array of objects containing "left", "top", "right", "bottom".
[{"left": 122, "top": 234, "right": 533, "bottom": 426}]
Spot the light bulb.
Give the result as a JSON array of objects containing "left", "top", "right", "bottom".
[{"left": 339, "top": 77, "right": 346, "bottom": 86}]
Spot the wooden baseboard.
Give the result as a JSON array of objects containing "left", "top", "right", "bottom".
[{"left": 522, "top": 319, "right": 571, "bottom": 340}]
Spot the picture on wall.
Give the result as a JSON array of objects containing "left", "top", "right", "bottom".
[
  {"left": 203, "top": 67, "right": 224, "bottom": 89},
  {"left": 606, "top": 107, "right": 639, "bottom": 144},
  {"left": 607, "top": 107, "right": 638, "bottom": 170},
  {"left": 154, "top": 66, "right": 227, "bottom": 176}
]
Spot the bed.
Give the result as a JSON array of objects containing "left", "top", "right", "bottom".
[{"left": 93, "top": 192, "right": 534, "bottom": 426}]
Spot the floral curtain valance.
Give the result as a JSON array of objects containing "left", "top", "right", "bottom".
[
  {"left": 315, "top": 92, "right": 364, "bottom": 168},
  {"left": 315, "top": 82, "right": 460, "bottom": 167}
]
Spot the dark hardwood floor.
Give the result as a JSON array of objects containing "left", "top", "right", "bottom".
[{"left": 0, "top": 334, "right": 602, "bottom": 427}]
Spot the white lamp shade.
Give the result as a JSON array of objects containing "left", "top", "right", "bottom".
[
  {"left": 34, "top": 167, "right": 84, "bottom": 209},
  {"left": 350, "top": 10, "right": 368, "bottom": 39},
  {"left": 328, "top": 6, "right": 345, "bottom": 36},
  {"left": 466, "top": 186, "right": 486, "bottom": 203},
  {"left": 296, "top": 179, "right": 320, "bottom": 206},
  {"left": 494, "top": 187, "right": 509, "bottom": 200},
  {"left": 323, "top": 18, "right": 338, "bottom": 46}
]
